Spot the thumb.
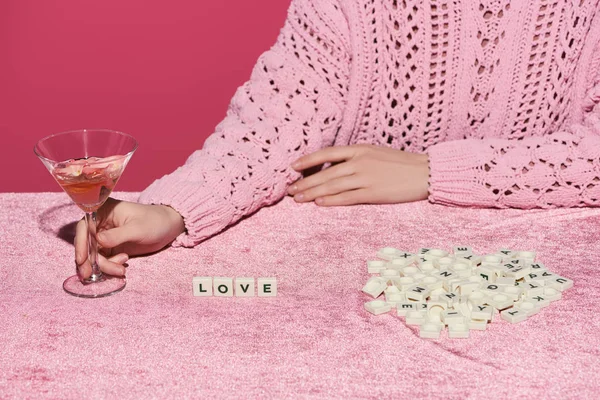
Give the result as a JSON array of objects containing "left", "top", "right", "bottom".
[{"left": 97, "top": 226, "right": 138, "bottom": 248}]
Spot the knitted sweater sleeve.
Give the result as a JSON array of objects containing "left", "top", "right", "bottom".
[
  {"left": 139, "top": 0, "right": 350, "bottom": 246},
  {"left": 427, "top": 37, "right": 600, "bottom": 209}
]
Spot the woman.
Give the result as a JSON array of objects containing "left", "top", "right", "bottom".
[{"left": 75, "top": 0, "right": 600, "bottom": 279}]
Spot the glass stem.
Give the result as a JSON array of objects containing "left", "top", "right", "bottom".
[{"left": 85, "top": 212, "right": 102, "bottom": 282}]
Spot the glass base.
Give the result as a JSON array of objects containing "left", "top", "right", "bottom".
[{"left": 63, "top": 274, "right": 126, "bottom": 298}]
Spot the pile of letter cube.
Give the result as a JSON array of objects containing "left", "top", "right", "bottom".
[{"left": 362, "top": 247, "right": 573, "bottom": 339}]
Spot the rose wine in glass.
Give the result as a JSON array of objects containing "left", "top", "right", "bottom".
[{"left": 35, "top": 129, "right": 137, "bottom": 298}]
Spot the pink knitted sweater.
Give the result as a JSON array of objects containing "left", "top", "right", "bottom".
[{"left": 140, "top": 0, "right": 600, "bottom": 247}]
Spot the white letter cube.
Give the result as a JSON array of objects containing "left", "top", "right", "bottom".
[
  {"left": 364, "top": 300, "right": 392, "bottom": 315},
  {"left": 235, "top": 277, "right": 255, "bottom": 297},
  {"left": 257, "top": 277, "right": 277, "bottom": 297},
  {"left": 420, "top": 322, "right": 443, "bottom": 339},
  {"left": 362, "top": 277, "right": 387, "bottom": 298},
  {"left": 501, "top": 308, "right": 528, "bottom": 323},
  {"left": 214, "top": 277, "right": 234, "bottom": 297},
  {"left": 192, "top": 276, "right": 213, "bottom": 297}
]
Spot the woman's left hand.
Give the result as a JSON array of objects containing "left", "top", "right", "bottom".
[{"left": 288, "top": 145, "right": 429, "bottom": 206}]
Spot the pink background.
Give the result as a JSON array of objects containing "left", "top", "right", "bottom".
[{"left": 0, "top": 0, "right": 290, "bottom": 192}]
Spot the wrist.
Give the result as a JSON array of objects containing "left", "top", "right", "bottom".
[
  {"left": 417, "top": 153, "right": 430, "bottom": 200},
  {"left": 161, "top": 205, "right": 186, "bottom": 236},
  {"left": 423, "top": 153, "right": 431, "bottom": 200}
]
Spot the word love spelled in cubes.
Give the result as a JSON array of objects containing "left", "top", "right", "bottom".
[{"left": 193, "top": 277, "right": 277, "bottom": 297}]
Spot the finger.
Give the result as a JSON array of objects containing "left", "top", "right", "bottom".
[
  {"left": 97, "top": 225, "right": 139, "bottom": 249},
  {"left": 288, "top": 162, "right": 354, "bottom": 196},
  {"left": 99, "top": 246, "right": 113, "bottom": 258},
  {"left": 315, "top": 189, "right": 371, "bottom": 207},
  {"left": 291, "top": 146, "right": 358, "bottom": 171},
  {"left": 108, "top": 253, "right": 129, "bottom": 265},
  {"left": 77, "top": 258, "right": 92, "bottom": 281},
  {"left": 76, "top": 253, "right": 128, "bottom": 281},
  {"left": 95, "top": 197, "right": 119, "bottom": 222},
  {"left": 74, "top": 218, "right": 88, "bottom": 266},
  {"left": 98, "top": 253, "right": 127, "bottom": 276},
  {"left": 296, "top": 175, "right": 362, "bottom": 203}
]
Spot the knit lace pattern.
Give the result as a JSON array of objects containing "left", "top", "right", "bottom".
[{"left": 140, "top": 0, "right": 600, "bottom": 246}]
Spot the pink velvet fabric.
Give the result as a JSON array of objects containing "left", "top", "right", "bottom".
[{"left": 2, "top": 192, "right": 599, "bottom": 398}]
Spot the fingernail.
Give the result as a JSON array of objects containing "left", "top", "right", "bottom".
[
  {"left": 292, "top": 162, "right": 300, "bottom": 169},
  {"left": 294, "top": 193, "right": 304, "bottom": 202},
  {"left": 315, "top": 197, "right": 324, "bottom": 205},
  {"left": 76, "top": 263, "right": 83, "bottom": 281},
  {"left": 288, "top": 185, "right": 298, "bottom": 194}
]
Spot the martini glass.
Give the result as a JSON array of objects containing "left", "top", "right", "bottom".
[{"left": 34, "top": 129, "right": 137, "bottom": 298}]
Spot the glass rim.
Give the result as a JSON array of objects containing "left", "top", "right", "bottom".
[{"left": 33, "top": 128, "right": 138, "bottom": 165}]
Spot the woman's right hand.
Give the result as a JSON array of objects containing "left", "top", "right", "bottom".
[{"left": 74, "top": 198, "right": 186, "bottom": 280}]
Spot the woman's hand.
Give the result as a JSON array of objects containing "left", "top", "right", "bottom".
[
  {"left": 287, "top": 145, "right": 429, "bottom": 206},
  {"left": 75, "top": 198, "right": 185, "bottom": 279}
]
